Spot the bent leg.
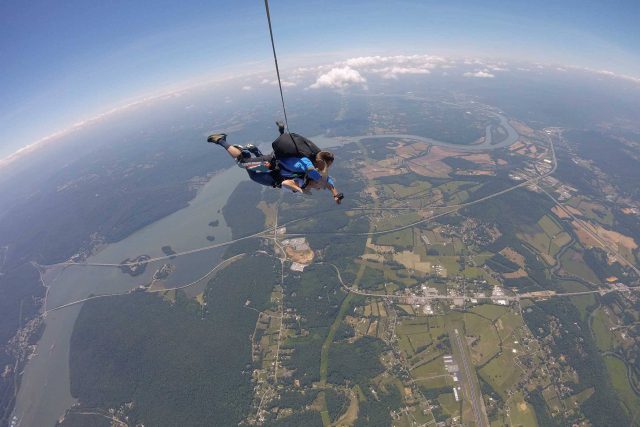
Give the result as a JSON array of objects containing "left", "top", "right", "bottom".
[
  {"left": 246, "top": 170, "right": 276, "bottom": 187},
  {"left": 237, "top": 153, "right": 274, "bottom": 172}
]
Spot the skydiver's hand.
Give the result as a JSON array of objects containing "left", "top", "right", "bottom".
[{"left": 334, "top": 193, "right": 344, "bottom": 204}]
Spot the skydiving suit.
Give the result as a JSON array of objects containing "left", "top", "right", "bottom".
[{"left": 216, "top": 139, "right": 335, "bottom": 190}]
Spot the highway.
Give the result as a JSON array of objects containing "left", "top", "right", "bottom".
[
  {"left": 40, "top": 125, "right": 556, "bottom": 271},
  {"left": 44, "top": 253, "right": 245, "bottom": 313}
]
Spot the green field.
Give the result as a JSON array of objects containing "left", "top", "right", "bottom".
[
  {"left": 567, "top": 195, "right": 614, "bottom": 226},
  {"left": 519, "top": 214, "right": 572, "bottom": 262},
  {"left": 558, "top": 246, "right": 600, "bottom": 283},
  {"left": 373, "top": 228, "right": 414, "bottom": 248},
  {"left": 604, "top": 355, "right": 640, "bottom": 421},
  {"left": 383, "top": 181, "right": 432, "bottom": 199},
  {"left": 478, "top": 351, "right": 522, "bottom": 398},
  {"left": 411, "top": 358, "right": 447, "bottom": 381},
  {"left": 507, "top": 391, "right": 538, "bottom": 427},
  {"left": 469, "top": 304, "right": 509, "bottom": 321},
  {"left": 558, "top": 280, "right": 596, "bottom": 321},
  {"left": 438, "top": 392, "right": 461, "bottom": 418},
  {"left": 464, "top": 313, "right": 500, "bottom": 365},
  {"left": 591, "top": 307, "right": 615, "bottom": 352}
]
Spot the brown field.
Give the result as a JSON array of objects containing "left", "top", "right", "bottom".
[
  {"left": 457, "top": 170, "right": 495, "bottom": 176},
  {"left": 509, "top": 141, "right": 526, "bottom": 151},
  {"left": 552, "top": 205, "right": 571, "bottom": 219},
  {"left": 396, "top": 141, "right": 430, "bottom": 158},
  {"left": 377, "top": 156, "right": 404, "bottom": 168},
  {"left": 510, "top": 120, "right": 536, "bottom": 137},
  {"left": 461, "top": 152, "right": 494, "bottom": 165},
  {"left": 284, "top": 247, "right": 314, "bottom": 264},
  {"left": 599, "top": 227, "right": 637, "bottom": 250},
  {"left": 573, "top": 221, "right": 638, "bottom": 254},
  {"left": 408, "top": 153, "right": 452, "bottom": 178},
  {"left": 361, "top": 253, "right": 386, "bottom": 263},
  {"left": 394, "top": 250, "right": 431, "bottom": 273},
  {"left": 362, "top": 164, "right": 407, "bottom": 179},
  {"left": 407, "top": 146, "right": 498, "bottom": 178},
  {"left": 500, "top": 247, "right": 526, "bottom": 268},
  {"left": 552, "top": 204, "right": 583, "bottom": 218},
  {"left": 503, "top": 269, "right": 528, "bottom": 279}
]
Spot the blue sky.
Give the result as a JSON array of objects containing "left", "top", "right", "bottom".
[{"left": 1, "top": 0, "right": 639, "bottom": 159}]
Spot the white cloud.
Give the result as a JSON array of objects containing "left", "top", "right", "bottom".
[
  {"left": 261, "top": 78, "right": 296, "bottom": 87},
  {"left": 337, "top": 54, "right": 450, "bottom": 81},
  {"left": 309, "top": 66, "right": 367, "bottom": 89},
  {"left": 375, "top": 66, "right": 432, "bottom": 79},
  {"left": 592, "top": 69, "right": 640, "bottom": 84},
  {"left": 241, "top": 85, "right": 252, "bottom": 91},
  {"left": 463, "top": 70, "right": 495, "bottom": 78}
]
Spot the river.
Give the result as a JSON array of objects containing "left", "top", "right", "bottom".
[
  {"left": 12, "top": 117, "right": 518, "bottom": 426},
  {"left": 13, "top": 166, "right": 247, "bottom": 427},
  {"left": 341, "top": 113, "right": 519, "bottom": 151}
]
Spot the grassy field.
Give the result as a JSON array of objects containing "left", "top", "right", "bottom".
[
  {"left": 591, "top": 307, "right": 615, "bottom": 352},
  {"left": 564, "top": 387, "right": 594, "bottom": 408},
  {"left": 373, "top": 227, "right": 414, "bottom": 248},
  {"left": 508, "top": 391, "right": 538, "bottom": 427},
  {"left": 464, "top": 313, "right": 500, "bottom": 365},
  {"left": 378, "top": 212, "right": 423, "bottom": 229},
  {"left": 411, "top": 357, "right": 447, "bottom": 380},
  {"left": 438, "top": 392, "right": 461, "bottom": 418},
  {"left": 423, "top": 255, "right": 461, "bottom": 277},
  {"left": 604, "top": 355, "right": 640, "bottom": 422},
  {"left": 558, "top": 246, "right": 600, "bottom": 283},
  {"left": 567, "top": 195, "right": 614, "bottom": 226},
  {"left": 518, "top": 214, "right": 572, "bottom": 263},
  {"left": 469, "top": 304, "right": 509, "bottom": 321},
  {"left": 495, "top": 311, "right": 523, "bottom": 342},
  {"left": 382, "top": 181, "right": 432, "bottom": 199},
  {"left": 397, "top": 318, "right": 432, "bottom": 358},
  {"left": 558, "top": 280, "right": 596, "bottom": 321},
  {"left": 478, "top": 351, "right": 522, "bottom": 399}
]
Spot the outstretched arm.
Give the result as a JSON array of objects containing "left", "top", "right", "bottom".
[
  {"left": 329, "top": 185, "right": 344, "bottom": 204},
  {"left": 324, "top": 180, "right": 343, "bottom": 204}
]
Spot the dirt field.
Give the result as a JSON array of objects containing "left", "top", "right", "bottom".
[
  {"left": 552, "top": 204, "right": 583, "bottom": 219},
  {"left": 510, "top": 120, "right": 536, "bottom": 137},
  {"left": 503, "top": 268, "right": 528, "bottom": 279},
  {"left": 284, "top": 247, "right": 314, "bottom": 264},
  {"left": 362, "top": 164, "right": 407, "bottom": 179},
  {"left": 573, "top": 221, "right": 638, "bottom": 254},
  {"left": 393, "top": 250, "right": 431, "bottom": 273},
  {"left": 500, "top": 247, "right": 526, "bottom": 268}
]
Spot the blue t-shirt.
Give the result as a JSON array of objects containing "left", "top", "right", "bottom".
[{"left": 278, "top": 157, "right": 335, "bottom": 187}]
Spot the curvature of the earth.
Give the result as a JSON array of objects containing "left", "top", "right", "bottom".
[{"left": 2, "top": 57, "right": 640, "bottom": 427}]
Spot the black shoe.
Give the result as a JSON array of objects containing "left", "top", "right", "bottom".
[
  {"left": 207, "top": 133, "right": 227, "bottom": 144},
  {"left": 244, "top": 144, "right": 263, "bottom": 157},
  {"left": 276, "top": 121, "right": 285, "bottom": 135}
]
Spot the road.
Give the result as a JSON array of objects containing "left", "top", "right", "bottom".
[
  {"left": 45, "top": 253, "right": 245, "bottom": 313},
  {"left": 325, "top": 261, "right": 631, "bottom": 304},
  {"left": 450, "top": 327, "right": 490, "bottom": 427},
  {"left": 43, "top": 125, "right": 553, "bottom": 271}
]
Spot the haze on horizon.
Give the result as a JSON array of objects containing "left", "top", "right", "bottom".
[{"left": 1, "top": 0, "right": 639, "bottom": 160}]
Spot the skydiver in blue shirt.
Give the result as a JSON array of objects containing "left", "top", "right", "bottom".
[{"left": 207, "top": 132, "right": 344, "bottom": 204}]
